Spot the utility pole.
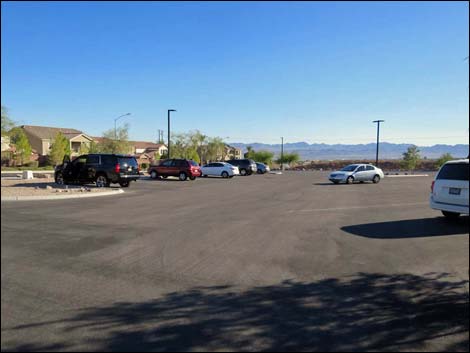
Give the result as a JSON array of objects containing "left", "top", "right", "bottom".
[
  {"left": 167, "top": 109, "right": 176, "bottom": 159},
  {"left": 373, "top": 120, "right": 385, "bottom": 167},
  {"left": 281, "top": 137, "right": 284, "bottom": 171},
  {"left": 157, "top": 129, "right": 164, "bottom": 144}
]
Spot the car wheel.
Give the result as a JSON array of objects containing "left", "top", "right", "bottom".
[
  {"left": 202, "top": 174, "right": 208, "bottom": 178},
  {"left": 372, "top": 175, "right": 381, "bottom": 184},
  {"left": 442, "top": 211, "right": 460, "bottom": 220},
  {"left": 95, "top": 174, "right": 109, "bottom": 188},
  {"left": 346, "top": 176, "right": 354, "bottom": 184},
  {"left": 240, "top": 169, "right": 247, "bottom": 176},
  {"left": 150, "top": 170, "right": 159, "bottom": 180},
  {"left": 55, "top": 172, "right": 65, "bottom": 185},
  {"left": 221, "top": 171, "right": 229, "bottom": 178},
  {"left": 332, "top": 181, "right": 339, "bottom": 184},
  {"left": 162, "top": 176, "right": 168, "bottom": 179},
  {"left": 119, "top": 181, "right": 130, "bottom": 188},
  {"left": 179, "top": 172, "right": 187, "bottom": 181},
  {"left": 189, "top": 176, "right": 196, "bottom": 181}
]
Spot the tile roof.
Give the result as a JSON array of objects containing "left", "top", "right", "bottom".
[{"left": 22, "top": 125, "right": 83, "bottom": 140}]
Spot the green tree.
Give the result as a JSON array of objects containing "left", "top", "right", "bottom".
[
  {"left": 79, "top": 142, "right": 90, "bottom": 154},
  {"left": 99, "top": 124, "right": 132, "bottom": 154},
  {"left": 244, "top": 146, "right": 254, "bottom": 159},
  {"left": 49, "top": 132, "right": 71, "bottom": 166},
  {"left": 435, "top": 153, "right": 454, "bottom": 169},
  {"left": 1, "top": 105, "right": 14, "bottom": 136},
  {"left": 9, "top": 127, "right": 33, "bottom": 165},
  {"left": 276, "top": 152, "right": 300, "bottom": 165},
  {"left": 87, "top": 140, "right": 101, "bottom": 154},
  {"left": 185, "top": 148, "right": 201, "bottom": 164},
  {"left": 205, "top": 137, "right": 226, "bottom": 162},
  {"left": 401, "top": 145, "right": 421, "bottom": 170},
  {"left": 252, "top": 150, "right": 274, "bottom": 165}
]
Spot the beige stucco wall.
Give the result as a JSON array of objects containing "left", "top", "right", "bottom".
[{"left": 158, "top": 146, "right": 168, "bottom": 155}]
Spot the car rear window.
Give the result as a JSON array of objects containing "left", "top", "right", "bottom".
[
  {"left": 437, "top": 163, "right": 469, "bottom": 181},
  {"left": 190, "top": 160, "right": 199, "bottom": 167},
  {"left": 118, "top": 157, "right": 138, "bottom": 168}
]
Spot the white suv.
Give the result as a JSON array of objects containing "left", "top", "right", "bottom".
[{"left": 430, "top": 159, "right": 469, "bottom": 219}]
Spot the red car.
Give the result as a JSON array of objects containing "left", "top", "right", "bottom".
[{"left": 148, "top": 159, "right": 201, "bottom": 181}]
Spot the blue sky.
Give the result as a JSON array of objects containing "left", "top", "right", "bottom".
[{"left": 1, "top": 1, "right": 469, "bottom": 145}]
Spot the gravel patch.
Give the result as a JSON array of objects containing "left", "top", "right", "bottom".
[{"left": 1, "top": 178, "right": 120, "bottom": 197}]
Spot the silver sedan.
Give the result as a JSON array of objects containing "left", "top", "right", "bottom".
[{"left": 329, "top": 164, "right": 384, "bottom": 184}]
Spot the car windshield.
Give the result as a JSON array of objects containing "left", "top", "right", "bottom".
[
  {"left": 190, "top": 160, "right": 199, "bottom": 167},
  {"left": 340, "top": 165, "right": 358, "bottom": 172}
]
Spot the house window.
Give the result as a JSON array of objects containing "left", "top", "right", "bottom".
[{"left": 71, "top": 142, "right": 81, "bottom": 153}]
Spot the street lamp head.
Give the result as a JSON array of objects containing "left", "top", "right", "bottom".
[
  {"left": 168, "top": 109, "right": 176, "bottom": 112},
  {"left": 373, "top": 120, "right": 385, "bottom": 123}
]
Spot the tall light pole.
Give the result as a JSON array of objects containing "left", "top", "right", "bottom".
[
  {"left": 281, "top": 137, "right": 284, "bottom": 171},
  {"left": 167, "top": 109, "right": 176, "bottom": 159},
  {"left": 114, "top": 113, "right": 131, "bottom": 140},
  {"left": 373, "top": 120, "right": 384, "bottom": 167}
]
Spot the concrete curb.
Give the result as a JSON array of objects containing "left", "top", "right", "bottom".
[{"left": 1, "top": 189, "right": 124, "bottom": 202}]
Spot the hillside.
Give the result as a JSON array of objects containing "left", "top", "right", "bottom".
[{"left": 230, "top": 142, "right": 469, "bottom": 160}]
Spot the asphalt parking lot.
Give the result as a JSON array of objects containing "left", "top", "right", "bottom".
[{"left": 1, "top": 171, "right": 469, "bottom": 352}]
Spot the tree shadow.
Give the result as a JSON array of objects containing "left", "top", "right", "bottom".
[
  {"left": 313, "top": 182, "right": 372, "bottom": 186},
  {"left": 2, "top": 273, "right": 469, "bottom": 352},
  {"left": 342, "top": 217, "right": 469, "bottom": 239}
]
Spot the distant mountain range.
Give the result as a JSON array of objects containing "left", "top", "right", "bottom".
[{"left": 229, "top": 142, "right": 469, "bottom": 160}]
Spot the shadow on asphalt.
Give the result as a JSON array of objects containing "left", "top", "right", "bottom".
[
  {"left": 3, "top": 273, "right": 469, "bottom": 352},
  {"left": 313, "top": 182, "right": 374, "bottom": 186},
  {"left": 341, "top": 217, "right": 469, "bottom": 239}
]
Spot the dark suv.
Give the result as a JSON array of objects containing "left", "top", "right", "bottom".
[
  {"left": 54, "top": 154, "right": 140, "bottom": 187},
  {"left": 148, "top": 159, "right": 202, "bottom": 181},
  {"left": 226, "top": 159, "right": 257, "bottom": 176}
]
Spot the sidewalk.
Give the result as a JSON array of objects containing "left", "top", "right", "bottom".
[{"left": 1, "top": 178, "right": 124, "bottom": 201}]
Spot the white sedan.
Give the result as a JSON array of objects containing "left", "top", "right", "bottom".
[
  {"left": 201, "top": 162, "right": 239, "bottom": 178},
  {"left": 329, "top": 164, "right": 385, "bottom": 184}
]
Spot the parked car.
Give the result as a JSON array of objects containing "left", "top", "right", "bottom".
[
  {"left": 430, "top": 159, "right": 469, "bottom": 219},
  {"left": 226, "top": 159, "right": 257, "bottom": 176},
  {"left": 148, "top": 159, "right": 201, "bottom": 181},
  {"left": 201, "top": 162, "right": 239, "bottom": 178},
  {"left": 329, "top": 164, "right": 384, "bottom": 184},
  {"left": 256, "top": 162, "right": 270, "bottom": 174},
  {"left": 54, "top": 154, "right": 140, "bottom": 187}
]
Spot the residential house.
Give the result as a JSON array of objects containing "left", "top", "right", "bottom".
[
  {"left": 130, "top": 141, "right": 168, "bottom": 167},
  {"left": 224, "top": 144, "right": 243, "bottom": 160},
  {"left": 1, "top": 136, "right": 14, "bottom": 166},
  {"left": 132, "top": 141, "right": 168, "bottom": 157},
  {"left": 197, "top": 143, "right": 243, "bottom": 164},
  {"left": 22, "top": 125, "right": 94, "bottom": 162},
  {"left": 1, "top": 136, "right": 11, "bottom": 152}
]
